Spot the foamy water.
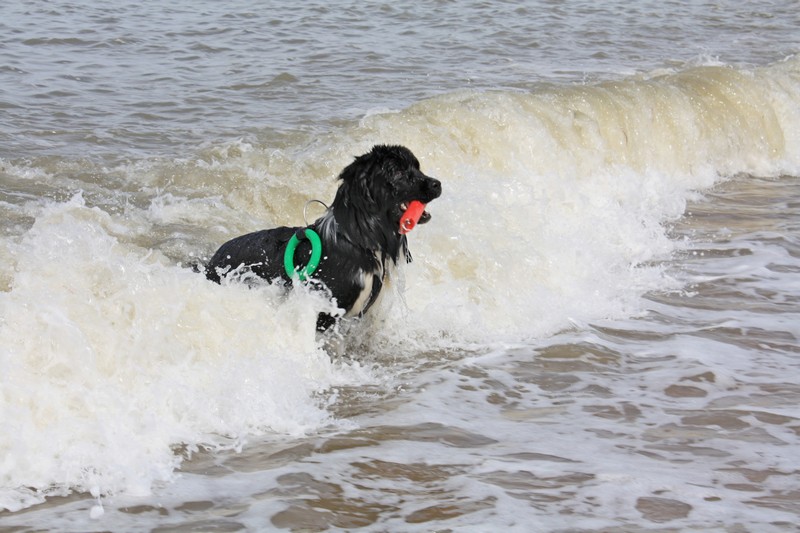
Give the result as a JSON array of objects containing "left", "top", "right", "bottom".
[{"left": 2, "top": 1, "right": 800, "bottom": 531}]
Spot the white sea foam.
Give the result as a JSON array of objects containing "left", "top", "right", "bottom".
[{"left": 0, "top": 195, "right": 367, "bottom": 510}]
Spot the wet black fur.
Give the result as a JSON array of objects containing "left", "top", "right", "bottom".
[{"left": 205, "top": 145, "right": 442, "bottom": 331}]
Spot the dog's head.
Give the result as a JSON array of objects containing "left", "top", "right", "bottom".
[{"left": 330, "top": 145, "right": 442, "bottom": 256}]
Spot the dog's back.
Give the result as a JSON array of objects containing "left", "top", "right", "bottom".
[{"left": 205, "top": 227, "right": 296, "bottom": 284}]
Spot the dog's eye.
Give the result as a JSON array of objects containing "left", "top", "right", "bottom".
[{"left": 385, "top": 169, "right": 404, "bottom": 185}]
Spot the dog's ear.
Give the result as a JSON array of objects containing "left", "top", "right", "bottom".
[{"left": 337, "top": 149, "right": 384, "bottom": 208}]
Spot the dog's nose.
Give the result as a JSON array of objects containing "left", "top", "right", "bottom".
[{"left": 426, "top": 177, "right": 442, "bottom": 198}]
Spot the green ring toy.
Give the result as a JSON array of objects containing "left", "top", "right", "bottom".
[{"left": 284, "top": 228, "right": 322, "bottom": 281}]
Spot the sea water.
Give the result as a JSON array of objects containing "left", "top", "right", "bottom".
[{"left": 1, "top": 1, "right": 799, "bottom": 531}]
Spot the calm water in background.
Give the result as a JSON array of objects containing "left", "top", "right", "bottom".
[
  {"left": 1, "top": 1, "right": 800, "bottom": 531},
  {"left": 3, "top": 0, "right": 798, "bottom": 159}
]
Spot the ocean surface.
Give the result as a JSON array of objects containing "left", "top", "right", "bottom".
[{"left": 1, "top": 1, "right": 799, "bottom": 531}]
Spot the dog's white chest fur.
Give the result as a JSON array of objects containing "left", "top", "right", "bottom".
[
  {"left": 345, "top": 272, "right": 375, "bottom": 318},
  {"left": 344, "top": 252, "right": 388, "bottom": 318}
]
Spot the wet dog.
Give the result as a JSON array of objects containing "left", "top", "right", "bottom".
[{"left": 205, "top": 145, "right": 442, "bottom": 331}]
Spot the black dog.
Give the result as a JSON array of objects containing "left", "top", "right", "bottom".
[{"left": 205, "top": 145, "right": 442, "bottom": 331}]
